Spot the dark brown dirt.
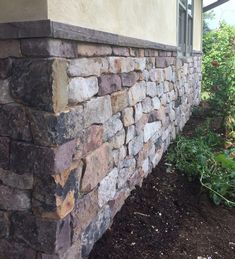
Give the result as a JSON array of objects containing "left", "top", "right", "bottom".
[{"left": 89, "top": 116, "right": 235, "bottom": 259}]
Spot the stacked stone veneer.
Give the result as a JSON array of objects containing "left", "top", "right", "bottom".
[{"left": 0, "top": 38, "right": 201, "bottom": 258}]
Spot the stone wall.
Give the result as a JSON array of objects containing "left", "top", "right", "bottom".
[{"left": 0, "top": 37, "right": 201, "bottom": 258}]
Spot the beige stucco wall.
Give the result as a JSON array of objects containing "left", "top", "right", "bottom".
[
  {"left": 0, "top": 0, "right": 48, "bottom": 23},
  {"left": 193, "top": 0, "right": 203, "bottom": 51},
  {"left": 0, "top": 0, "right": 202, "bottom": 51},
  {"left": 47, "top": 0, "right": 177, "bottom": 46}
]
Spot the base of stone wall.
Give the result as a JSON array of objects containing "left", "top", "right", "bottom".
[{"left": 0, "top": 20, "right": 202, "bottom": 259}]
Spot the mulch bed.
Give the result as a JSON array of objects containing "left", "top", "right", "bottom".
[{"left": 89, "top": 116, "right": 235, "bottom": 259}]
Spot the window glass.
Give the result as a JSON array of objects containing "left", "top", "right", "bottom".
[
  {"left": 180, "top": 0, "right": 187, "bottom": 7},
  {"left": 188, "top": 0, "right": 193, "bottom": 16},
  {"left": 178, "top": 0, "right": 194, "bottom": 56},
  {"left": 179, "top": 6, "right": 186, "bottom": 54}
]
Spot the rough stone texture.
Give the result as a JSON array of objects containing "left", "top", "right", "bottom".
[
  {"left": 98, "top": 74, "right": 121, "bottom": 96},
  {"left": 0, "top": 58, "right": 12, "bottom": 79},
  {"left": 130, "top": 48, "right": 145, "bottom": 57},
  {"left": 32, "top": 162, "right": 83, "bottom": 219},
  {"left": 0, "top": 40, "right": 21, "bottom": 58},
  {"left": 128, "top": 134, "right": 144, "bottom": 156},
  {"left": 68, "top": 76, "right": 98, "bottom": 104},
  {"left": 0, "top": 137, "right": 10, "bottom": 169},
  {"left": 72, "top": 189, "right": 99, "bottom": 242},
  {"left": 81, "top": 205, "right": 111, "bottom": 258},
  {"left": 144, "top": 122, "right": 162, "bottom": 142},
  {"left": 122, "top": 107, "right": 134, "bottom": 127},
  {"left": 156, "top": 56, "right": 175, "bottom": 68},
  {"left": 164, "top": 66, "right": 173, "bottom": 81},
  {"left": 128, "top": 81, "right": 146, "bottom": 106},
  {"left": 0, "top": 103, "right": 32, "bottom": 142},
  {"left": 77, "top": 125, "right": 104, "bottom": 157},
  {"left": 84, "top": 96, "right": 112, "bottom": 128},
  {"left": 152, "top": 96, "right": 161, "bottom": 110},
  {"left": 149, "top": 68, "right": 164, "bottom": 83},
  {"left": 78, "top": 43, "right": 112, "bottom": 57},
  {"left": 29, "top": 106, "right": 84, "bottom": 146},
  {"left": 145, "top": 49, "right": 158, "bottom": 57},
  {"left": 134, "top": 102, "right": 143, "bottom": 122},
  {"left": 0, "top": 38, "right": 202, "bottom": 258},
  {"left": 113, "top": 47, "right": 130, "bottom": 56},
  {"left": 11, "top": 212, "right": 71, "bottom": 254},
  {"left": 103, "top": 114, "right": 123, "bottom": 141},
  {"left": 142, "top": 97, "right": 153, "bottom": 113},
  {"left": 146, "top": 81, "right": 158, "bottom": 97},
  {"left": 0, "top": 185, "right": 30, "bottom": 211},
  {"left": 133, "top": 58, "right": 146, "bottom": 71},
  {"left": 10, "top": 58, "right": 69, "bottom": 113},
  {"left": 98, "top": 168, "right": 118, "bottom": 207},
  {"left": 10, "top": 140, "right": 76, "bottom": 175},
  {"left": 108, "top": 57, "right": 135, "bottom": 73},
  {"left": 0, "top": 239, "right": 37, "bottom": 258},
  {"left": 0, "top": 79, "right": 14, "bottom": 104},
  {"left": 81, "top": 143, "right": 113, "bottom": 192},
  {"left": 126, "top": 125, "right": 136, "bottom": 144},
  {"left": 109, "top": 188, "right": 130, "bottom": 218},
  {"left": 0, "top": 168, "right": 33, "bottom": 189},
  {"left": 120, "top": 71, "right": 138, "bottom": 87},
  {"left": 111, "top": 90, "right": 129, "bottom": 114},
  {"left": 21, "top": 38, "right": 77, "bottom": 58},
  {"left": 68, "top": 58, "right": 108, "bottom": 77},
  {"left": 111, "top": 129, "right": 125, "bottom": 149},
  {"left": 0, "top": 211, "right": 10, "bottom": 238}
]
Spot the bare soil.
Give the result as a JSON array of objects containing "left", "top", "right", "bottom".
[{"left": 89, "top": 116, "right": 235, "bottom": 259}]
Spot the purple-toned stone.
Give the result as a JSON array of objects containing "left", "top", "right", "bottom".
[
  {"left": 98, "top": 74, "right": 122, "bottom": 96},
  {"left": 0, "top": 137, "right": 10, "bottom": 169}
]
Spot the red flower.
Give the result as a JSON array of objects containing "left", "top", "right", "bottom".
[{"left": 211, "top": 60, "right": 219, "bottom": 67}]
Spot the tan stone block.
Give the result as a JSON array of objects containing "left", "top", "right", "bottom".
[
  {"left": 122, "top": 107, "right": 134, "bottom": 127},
  {"left": 112, "top": 47, "right": 129, "bottom": 56},
  {"left": 52, "top": 59, "right": 69, "bottom": 113},
  {"left": 77, "top": 43, "right": 112, "bottom": 57},
  {"left": 68, "top": 57, "right": 109, "bottom": 77},
  {"left": 111, "top": 90, "right": 129, "bottom": 114},
  {"left": 128, "top": 81, "right": 146, "bottom": 106},
  {"left": 108, "top": 57, "right": 135, "bottom": 73},
  {"left": 81, "top": 143, "right": 113, "bottom": 192},
  {"left": 84, "top": 96, "right": 112, "bottom": 127}
]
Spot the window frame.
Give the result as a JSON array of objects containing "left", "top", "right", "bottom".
[{"left": 178, "top": 0, "right": 194, "bottom": 56}]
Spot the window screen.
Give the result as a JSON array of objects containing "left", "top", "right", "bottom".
[{"left": 178, "top": 0, "right": 194, "bottom": 56}]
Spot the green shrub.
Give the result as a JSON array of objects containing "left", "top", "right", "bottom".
[
  {"left": 194, "top": 119, "right": 223, "bottom": 148},
  {"left": 167, "top": 136, "right": 235, "bottom": 206},
  {"left": 202, "top": 22, "right": 235, "bottom": 139}
]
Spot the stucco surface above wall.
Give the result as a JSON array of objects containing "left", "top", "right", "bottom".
[
  {"left": 193, "top": 0, "right": 203, "bottom": 51},
  {"left": 0, "top": 0, "right": 48, "bottom": 23},
  {"left": 0, "top": 0, "right": 177, "bottom": 47},
  {"left": 47, "top": 0, "right": 177, "bottom": 46},
  {"left": 0, "top": 0, "right": 202, "bottom": 51}
]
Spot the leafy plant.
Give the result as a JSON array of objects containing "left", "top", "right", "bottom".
[
  {"left": 167, "top": 136, "right": 214, "bottom": 181},
  {"left": 215, "top": 152, "right": 235, "bottom": 170},
  {"left": 167, "top": 136, "right": 235, "bottom": 206},
  {"left": 194, "top": 119, "right": 223, "bottom": 148},
  {"left": 202, "top": 22, "right": 235, "bottom": 140}
]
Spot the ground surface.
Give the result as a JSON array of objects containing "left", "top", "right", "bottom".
[{"left": 89, "top": 116, "right": 235, "bottom": 259}]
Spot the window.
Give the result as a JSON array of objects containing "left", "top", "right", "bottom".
[{"left": 178, "top": 0, "right": 194, "bottom": 56}]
